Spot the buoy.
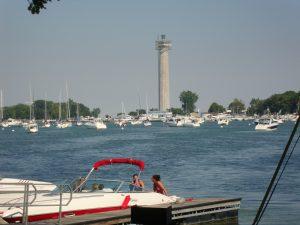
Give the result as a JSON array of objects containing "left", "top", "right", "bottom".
[
  {"left": 220, "top": 126, "right": 223, "bottom": 128},
  {"left": 12, "top": 129, "right": 15, "bottom": 132}
]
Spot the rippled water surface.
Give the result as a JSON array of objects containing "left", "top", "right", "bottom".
[{"left": 0, "top": 121, "right": 299, "bottom": 225}]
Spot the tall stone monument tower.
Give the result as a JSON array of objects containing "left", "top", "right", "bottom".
[{"left": 156, "top": 34, "right": 171, "bottom": 111}]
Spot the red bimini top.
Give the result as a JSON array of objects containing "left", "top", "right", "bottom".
[{"left": 93, "top": 158, "right": 145, "bottom": 171}]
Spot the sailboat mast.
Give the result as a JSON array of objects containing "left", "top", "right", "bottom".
[
  {"left": 121, "top": 102, "right": 125, "bottom": 119},
  {"left": 146, "top": 95, "right": 149, "bottom": 115},
  {"left": 59, "top": 90, "right": 62, "bottom": 121},
  {"left": 32, "top": 89, "right": 35, "bottom": 120},
  {"left": 76, "top": 103, "right": 80, "bottom": 121},
  {"left": 65, "top": 82, "right": 70, "bottom": 120},
  {"left": 138, "top": 92, "right": 141, "bottom": 116},
  {"left": 29, "top": 85, "right": 32, "bottom": 121},
  {"left": 44, "top": 93, "right": 47, "bottom": 121},
  {"left": 0, "top": 89, "right": 3, "bottom": 121}
]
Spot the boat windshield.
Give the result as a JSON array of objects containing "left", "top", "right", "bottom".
[
  {"left": 51, "top": 178, "right": 147, "bottom": 194},
  {"left": 259, "top": 119, "right": 270, "bottom": 125}
]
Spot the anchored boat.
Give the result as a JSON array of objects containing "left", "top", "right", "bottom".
[
  {"left": 255, "top": 119, "right": 278, "bottom": 131},
  {"left": 0, "top": 158, "right": 179, "bottom": 223}
]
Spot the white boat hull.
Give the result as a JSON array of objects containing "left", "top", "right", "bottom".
[
  {"left": 1, "top": 192, "right": 177, "bottom": 223},
  {"left": 255, "top": 124, "right": 278, "bottom": 131}
]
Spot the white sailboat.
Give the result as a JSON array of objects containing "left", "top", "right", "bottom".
[
  {"left": 56, "top": 87, "right": 72, "bottom": 129},
  {"left": 43, "top": 94, "right": 51, "bottom": 128},
  {"left": 144, "top": 95, "right": 152, "bottom": 127},
  {"left": 64, "top": 82, "right": 72, "bottom": 128},
  {"left": 27, "top": 86, "right": 38, "bottom": 133},
  {"left": 0, "top": 89, "right": 4, "bottom": 127},
  {"left": 56, "top": 90, "right": 65, "bottom": 128},
  {"left": 115, "top": 102, "right": 129, "bottom": 127},
  {"left": 76, "top": 103, "right": 82, "bottom": 126}
]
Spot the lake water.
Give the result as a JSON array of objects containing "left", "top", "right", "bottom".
[{"left": 0, "top": 121, "right": 299, "bottom": 225}]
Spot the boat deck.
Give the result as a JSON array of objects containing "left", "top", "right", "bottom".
[{"left": 9, "top": 198, "right": 241, "bottom": 225}]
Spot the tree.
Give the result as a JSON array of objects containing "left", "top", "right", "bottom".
[
  {"left": 208, "top": 102, "right": 225, "bottom": 114},
  {"left": 179, "top": 91, "right": 198, "bottom": 114},
  {"left": 247, "top": 98, "right": 264, "bottom": 115},
  {"left": 129, "top": 111, "right": 138, "bottom": 117},
  {"left": 228, "top": 99, "right": 245, "bottom": 114},
  {"left": 2, "top": 99, "right": 94, "bottom": 120},
  {"left": 246, "top": 91, "right": 300, "bottom": 115},
  {"left": 27, "top": 0, "right": 58, "bottom": 14},
  {"left": 91, "top": 108, "right": 101, "bottom": 117},
  {"left": 170, "top": 107, "right": 185, "bottom": 115},
  {"left": 137, "top": 109, "right": 146, "bottom": 115},
  {"left": 262, "top": 91, "right": 299, "bottom": 114}
]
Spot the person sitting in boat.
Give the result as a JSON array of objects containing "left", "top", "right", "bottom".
[
  {"left": 92, "top": 183, "right": 104, "bottom": 191},
  {"left": 152, "top": 175, "right": 168, "bottom": 196},
  {"left": 129, "top": 173, "right": 144, "bottom": 191},
  {"left": 74, "top": 177, "right": 86, "bottom": 192}
]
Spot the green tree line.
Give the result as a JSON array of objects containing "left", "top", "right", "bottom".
[
  {"left": 247, "top": 91, "right": 300, "bottom": 115},
  {"left": 2, "top": 99, "right": 100, "bottom": 120},
  {"left": 208, "top": 91, "right": 299, "bottom": 115}
]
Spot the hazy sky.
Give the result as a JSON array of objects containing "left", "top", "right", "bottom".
[{"left": 1, "top": 0, "right": 299, "bottom": 114}]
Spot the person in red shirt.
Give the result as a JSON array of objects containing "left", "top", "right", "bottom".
[{"left": 151, "top": 175, "right": 168, "bottom": 195}]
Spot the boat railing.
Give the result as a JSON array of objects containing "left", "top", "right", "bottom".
[{"left": 0, "top": 182, "right": 73, "bottom": 225}]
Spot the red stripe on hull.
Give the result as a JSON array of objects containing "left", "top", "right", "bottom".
[{"left": 4, "top": 205, "right": 128, "bottom": 223}]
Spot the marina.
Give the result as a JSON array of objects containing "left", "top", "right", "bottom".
[
  {"left": 1, "top": 1, "right": 300, "bottom": 224},
  {"left": 0, "top": 121, "right": 299, "bottom": 224}
]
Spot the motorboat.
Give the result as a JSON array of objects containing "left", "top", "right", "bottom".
[
  {"left": 130, "top": 120, "right": 143, "bottom": 125},
  {"left": 26, "top": 121, "right": 38, "bottom": 133},
  {"left": 42, "top": 121, "right": 51, "bottom": 128},
  {"left": 56, "top": 121, "right": 72, "bottom": 129},
  {"left": 217, "top": 118, "right": 229, "bottom": 126},
  {"left": 114, "top": 120, "right": 127, "bottom": 127},
  {"left": 4, "top": 118, "right": 22, "bottom": 127},
  {"left": 273, "top": 118, "right": 284, "bottom": 124},
  {"left": 0, "top": 122, "right": 9, "bottom": 128},
  {"left": 94, "top": 120, "right": 107, "bottom": 130},
  {"left": 76, "top": 121, "right": 83, "bottom": 126},
  {"left": 182, "top": 117, "right": 200, "bottom": 128},
  {"left": 85, "top": 119, "right": 107, "bottom": 130},
  {"left": 183, "top": 120, "right": 200, "bottom": 128},
  {"left": 0, "top": 158, "right": 179, "bottom": 223},
  {"left": 255, "top": 119, "right": 278, "bottom": 131},
  {"left": 0, "top": 178, "right": 56, "bottom": 206},
  {"left": 254, "top": 118, "right": 260, "bottom": 125},
  {"left": 166, "top": 118, "right": 183, "bottom": 127},
  {"left": 143, "top": 120, "right": 152, "bottom": 127}
]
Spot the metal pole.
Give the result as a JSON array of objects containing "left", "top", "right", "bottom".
[
  {"left": 22, "top": 184, "right": 29, "bottom": 225},
  {"left": 58, "top": 188, "right": 63, "bottom": 225}
]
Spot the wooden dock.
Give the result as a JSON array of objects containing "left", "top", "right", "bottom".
[{"left": 10, "top": 198, "right": 241, "bottom": 225}]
